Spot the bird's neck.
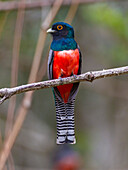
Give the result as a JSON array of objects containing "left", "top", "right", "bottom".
[{"left": 51, "top": 37, "right": 77, "bottom": 51}]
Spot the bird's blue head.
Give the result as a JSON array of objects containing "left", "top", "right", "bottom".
[
  {"left": 47, "top": 22, "right": 77, "bottom": 51},
  {"left": 47, "top": 22, "right": 74, "bottom": 40}
]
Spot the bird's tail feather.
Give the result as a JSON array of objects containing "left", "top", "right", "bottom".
[{"left": 55, "top": 97, "right": 76, "bottom": 144}]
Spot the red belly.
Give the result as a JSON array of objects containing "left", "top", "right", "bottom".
[{"left": 53, "top": 49, "right": 79, "bottom": 103}]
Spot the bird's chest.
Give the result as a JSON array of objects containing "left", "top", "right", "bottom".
[{"left": 53, "top": 49, "right": 79, "bottom": 79}]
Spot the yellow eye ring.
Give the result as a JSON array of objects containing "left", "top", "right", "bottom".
[{"left": 57, "top": 25, "right": 63, "bottom": 30}]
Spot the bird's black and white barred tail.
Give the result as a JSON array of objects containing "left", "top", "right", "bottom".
[{"left": 55, "top": 97, "right": 76, "bottom": 144}]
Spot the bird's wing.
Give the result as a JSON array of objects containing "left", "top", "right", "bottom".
[
  {"left": 68, "top": 45, "right": 82, "bottom": 101},
  {"left": 77, "top": 45, "right": 82, "bottom": 75},
  {"left": 48, "top": 49, "right": 63, "bottom": 101},
  {"left": 48, "top": 49, "right": 54, "bottom": 80}
]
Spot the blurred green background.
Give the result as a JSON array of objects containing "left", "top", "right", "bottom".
[{"left": 0, "top": 1, "right": 128, "bottom": 169}]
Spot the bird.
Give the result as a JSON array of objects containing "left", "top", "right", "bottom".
[
  {"left": 47, "top": 22, "right": 82, "bottom": 144},
  {"left": 53, "top": 144, "right": 81, "bottom": 170}
]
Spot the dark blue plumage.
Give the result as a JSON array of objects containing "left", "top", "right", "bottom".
[{"left": 51, "top": 38, "right": 77, "bottom": 51}]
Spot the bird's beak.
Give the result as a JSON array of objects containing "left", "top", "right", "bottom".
[{"left": 47, "top": 28, "right": 56, "bottom": 33}]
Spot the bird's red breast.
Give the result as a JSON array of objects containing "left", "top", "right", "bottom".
[{"left": 53, "top": 49, "right": 80, "bottom": 103}]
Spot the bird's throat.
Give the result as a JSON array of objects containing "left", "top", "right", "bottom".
[{"left": 51, "top": 38, "right": 77, "bottom": 51}]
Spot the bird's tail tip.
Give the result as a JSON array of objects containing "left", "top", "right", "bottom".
[{"left": 56, "top": 136, "right": 76, "bottom": 145}]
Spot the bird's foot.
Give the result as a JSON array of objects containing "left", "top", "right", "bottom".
[
  {"left": 71, "top": 72, "right": 77, "bottom": 79},
  {"left": 59, "top": 76, "right": 63, "bottom": 85}
]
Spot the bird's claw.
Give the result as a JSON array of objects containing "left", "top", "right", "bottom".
[
  {"left": 59, "top": 76, "right": 63, "bottom": 85},
  {"left": 71, "top": 72, "right": 77, "bottom": 79},
  {"left": 73, "top": 74, "right": 77, "bottom": 79}
]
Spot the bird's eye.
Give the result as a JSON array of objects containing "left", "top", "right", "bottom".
[{"left": 57, "top": 25, "right": 63, "bottom": 30}]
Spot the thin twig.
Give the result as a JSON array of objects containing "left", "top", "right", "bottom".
[
  {"left": 37, "top": 55, "right": 48, "bottom": 81},
  {"left": 5, "top": 0, "right": 25, "bottom": 138},
  {"left": 29, "top": 0, "right": 63, "bottom": 83},
  {"left": 4, "top": 1, "right": 25, "bottom": 169},
  {"left": 8, "top": 154, "right": 15, "bottom": 170},
  {"left": 0, "top": 0, "right": 120, "bottom": 11},
  {"left": 37, "top": 0, "right": 79, "bottom": 80},
  {"left": 0, "top": 66, "right": 127, "bottom": 104},
  {"left": 65, "top": 0, "right": 79, "bottom": 24},
  {"left": 0, "top": 0, "right": 63, "bottom": 169}
]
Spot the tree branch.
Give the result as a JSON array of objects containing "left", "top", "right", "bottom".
[
  {"left": 0, "top": 0, "right": 120, "bottom": 11},
  {"left": 0, "top": 66, "right": 128, "bottom": 104}
]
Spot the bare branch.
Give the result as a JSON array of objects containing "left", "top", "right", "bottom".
[
  {"left": 5, "top": 0, "right": 25, "bottom": 138},
  {"left": 0, "top": 66, "right": 127, "bottom": 104},
  {"left": 0, "top": 0, "right": 120, "bottom": 11},
  {"left": 0, "top": 1, "right": 63, "bottom": 170}
]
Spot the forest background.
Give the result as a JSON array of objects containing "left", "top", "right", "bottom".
[{"left": 0, "top": 0, "right": 128, "bottom": 169}]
